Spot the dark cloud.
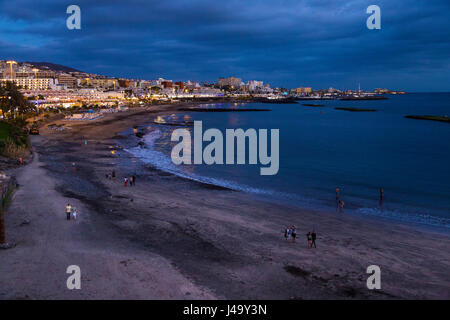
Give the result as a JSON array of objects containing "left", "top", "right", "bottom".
[{"left": 0, "top": 0, "right": 449, "bottom": 91}]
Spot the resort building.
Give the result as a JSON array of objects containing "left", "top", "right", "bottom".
[
  {"left": 295, "top": 87, "right": 312, "bottom": 94},
  {"left": 91, "top": 78, "right": 118, "bottom": 89},
  {"left": 118, "top": 79, "right": 130, "bottom": 88},
  {"left": 161, "top": 81, "right": 173, "bottom": 88},
  {"left": 79, "top": 78, "right": 118, "bottom": 89},
  {"left": 57, "top": 74, "right": 77, "bottom": 88},
  {"left": 175, "top": 81, "right": 185, "bottom": 89},
  {"left": 248, "top": 80, "right": 264, "bottom": 91},
  {"left": 15, "top": 70, "right": 56, "bottom": 79},
  {"left": 186, "top": 80, "right": 201, "bottom": 89},
  {"left": 0, "top": 78, "right": 57, "bottom": 90},
  {"left": 217, "top": 77, "right": 242, "bottom": 89}
]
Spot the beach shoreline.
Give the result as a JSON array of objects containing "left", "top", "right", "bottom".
[{"left": 1, "top": 105, "right": 449, "bottom": 299}]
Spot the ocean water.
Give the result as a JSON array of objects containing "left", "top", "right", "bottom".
[{"left": 125, "top": 93, "right": 450, "bottom": 229}]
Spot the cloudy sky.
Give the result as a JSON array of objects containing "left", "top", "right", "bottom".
[{"left": 0, "top": 0, "right": 449, "bottom": 91}]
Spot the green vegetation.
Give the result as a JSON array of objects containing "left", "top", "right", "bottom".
[
  {"left": 0, "top": 122, "right": 10, "bottom": 142},
  {"left": 0, "top": 118, "right": 30, "bottom": 158},
  {"left": 404, "top": 115, "right": 450, "bottom": 123},
  {"left": 0, "top": 82, "right": 36, "bottom": 120},
  {"left": 335, "top": 107, "right": 377, "bottom": 112},
  {"left": 0, "top": 82, "right": 34, "bottom": 158},
  {"left": 0, "top": 119, "right": 28, "bottom": 146}
]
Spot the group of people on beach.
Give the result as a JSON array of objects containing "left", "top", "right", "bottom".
[
  {"left": 284, "top": 225, "right": 297, "bottom": 242},
  {"left": 65, "top": 203, "right": 78, "bottom": 221},
  {"left": 105, "top": 169, "right": 137, "bottom": 187},
  {"left": 306, "top": 231, "right": 317, "bottom": 248},
  {"left": 106, "top": 169, "right": 116, "bottom": 180},
  {"left": 336, "top": 187, "right": 345, "bottom": 212},
  {"left": 282, "top": 186, "right": 384, "bottom": 248},
  {"left": 283, "top": 226, "right": 317, "bottom": 248},
  {"left": 124, "top": 175, "right": 136, "bottom": 187}
]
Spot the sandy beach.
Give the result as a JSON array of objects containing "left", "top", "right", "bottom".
[{"left": 0, "top": 105, "right": 449, "bottom": 300}]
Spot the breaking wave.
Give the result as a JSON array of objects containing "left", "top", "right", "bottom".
[{"left": 124, "top": 130, "right": 276, "bottom": 195}]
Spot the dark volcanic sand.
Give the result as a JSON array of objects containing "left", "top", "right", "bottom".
[{"left": 1, "top": 106, "right": 449, "bottom": 299}]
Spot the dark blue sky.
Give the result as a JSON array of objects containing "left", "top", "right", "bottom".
[{"left": 0, "top": 0, "right": 449, "bottom": 91}]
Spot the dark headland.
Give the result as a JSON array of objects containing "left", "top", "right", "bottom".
[
  {"left": 404, "top": 115, "right": 450, "bottom": 123},
  {"left": 335, "top": 107, "right": 377, "bottom": 112}
]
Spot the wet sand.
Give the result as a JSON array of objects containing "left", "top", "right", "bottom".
[{"left": 1, "top": 105, "right": 449, "bottom": 299}]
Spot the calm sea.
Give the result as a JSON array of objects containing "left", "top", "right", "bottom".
[{"left": 125, "top": 93, "right": 450, "bottom": 229}]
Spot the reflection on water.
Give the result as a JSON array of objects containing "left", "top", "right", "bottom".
[
  {"left": 155, "top": 115, "right": 166, "bottom": 123},
  {"left": 228, "top": 113, "right": 238, "bottom": 126}
]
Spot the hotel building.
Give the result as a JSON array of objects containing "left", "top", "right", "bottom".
[
  {"left": 218, "top": 77, "right": 242, "bottom": 89},
  {"left": 1, "top": 78, "right": 57, "bottom": 90},
  {"left": 57, "top": 74, "right": 77, "bottom": 88},
  {"left": 295, "top": 87, "right": 312, "bottom": 94}
]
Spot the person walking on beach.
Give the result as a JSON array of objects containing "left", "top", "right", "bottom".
[
  {"left": 284, "top": 226, "right": 290, "bottom": 241},
  {"left": 65, "top": 203, "right": 72, "bottom": 221},
  {"left": 311, "top": 231, "right": 317, "bottom": 248},
  {"left": 339, "top": 200, "right": 345, "bottom": 213},
  {"left": 306, "top": 232, "right": 312, "bottom": 248},
  {"left": 379, "top": 187, "right": 384, "bottom": 208},
  {"left": 112, "top": 170, "right": 116, "bottom": 179},
  {"left": 131, "top": 175, "right": 136, "bottom": 186},
  {"left": 336, "top": 187, "right": 340, "bottom": 211},
  {"left": 291, "top": 225, "right": 297, "bottom": 242},
  {"left": 72, "top": 206, "right": 78, "bottom": 220},
  {"left": 124, "top": 177, "right": 128, "bottom": 187}
]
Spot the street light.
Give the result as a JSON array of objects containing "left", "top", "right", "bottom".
[
  {"left": 6, "top": 60, "right": 17, "bottom": 79},
  {"left": 32, "top": 68, "right": 39, "bottom": 79}
]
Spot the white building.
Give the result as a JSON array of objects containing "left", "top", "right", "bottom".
[
  {"left": 248, "top": 80, "right": 264, "bottom": 91},
  {"left": 1, "top": 78, "right": 57, "bottom": 90}
]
